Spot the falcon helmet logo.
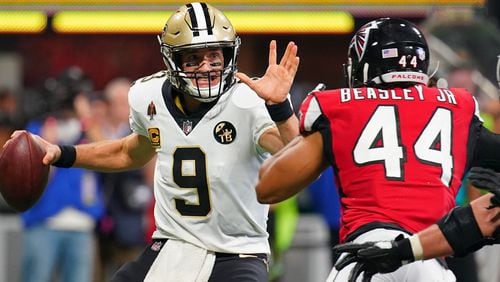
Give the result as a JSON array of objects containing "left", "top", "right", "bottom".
[{"left": 349, "top": 21, "right": 379, "bottom": 61}]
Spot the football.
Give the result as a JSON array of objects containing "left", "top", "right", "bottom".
[{"left": 0, "top": 131, "right": 49, "bottom": 212}]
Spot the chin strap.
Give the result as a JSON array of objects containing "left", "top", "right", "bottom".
[{"left": 428, "top": 60, "right": 440, "bottom": 80}]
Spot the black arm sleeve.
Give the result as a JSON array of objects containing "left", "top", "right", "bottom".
[
  {"left": 437, "top": 205, "right": 499, "bottom": 257},
  {"left": 470, "top": 126, "right": 500, "bottom": 171}
]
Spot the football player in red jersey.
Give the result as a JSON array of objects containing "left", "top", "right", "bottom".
[
  {"left": 256, "top": 18, "right": 500, "bottom": 281},
  {"left": 324, "top": 56, "right": 500, "bottom": 282}
]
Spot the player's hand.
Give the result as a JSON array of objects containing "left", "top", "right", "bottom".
[
  {"left": 333, "top": 241, "right": 378, "bottom": 282},
  {"left": 468, "top": 167, "right": 500, "bottom": 208},
  {"left": 8, "top": 130, "right": 62, "bottom": 165},
  {"left": 333, "top": 235, "right": 414, "bottom": 282},
  {"left": 235, "top": 40, "right": 299, "bottom": 104}
]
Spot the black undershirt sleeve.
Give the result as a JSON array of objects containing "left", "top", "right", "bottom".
[{"left": 470, "top": 126, "right": 500, "bottom": 172}]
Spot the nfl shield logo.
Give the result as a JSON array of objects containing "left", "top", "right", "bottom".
[
  {"left": 151, "top": 241, "right": 163, "bottom": 252},
  {"left": 182, "top": 120, "right": 193, "bottom": 135}
]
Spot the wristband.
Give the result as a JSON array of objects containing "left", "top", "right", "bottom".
[
  {"left": 52, "top": 145, "right": 76, "bottom": 168},
  {"left": 265, "top": 99, "right": 294, "bottom": 122},
  {"left": 408, "top": 235, "right": 424, "bottom": 261}
]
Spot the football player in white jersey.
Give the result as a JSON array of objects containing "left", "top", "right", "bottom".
[{"left": 13, "top": 2, "right": 300, "bottom": 281}]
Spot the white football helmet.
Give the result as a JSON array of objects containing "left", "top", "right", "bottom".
[{"left": 159, "top": 2, "right": 241, "bottom": 102}]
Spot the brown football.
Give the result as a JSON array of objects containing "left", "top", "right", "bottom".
[{"left": 0, "top": 131, "right": 49, "bottom": 212}]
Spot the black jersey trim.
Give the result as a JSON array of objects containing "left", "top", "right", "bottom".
[
  {"left": 345, "top": 222, "right": 410, "bottom": 243},
  {"left": 161, "top": 80, "right": 220, "bottom": 135}
]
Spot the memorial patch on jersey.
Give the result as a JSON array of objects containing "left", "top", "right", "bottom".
[
  {"left": 148, "top": 127, "right": 161, "bottom": 148},
  {"left": 147, "top": 101, "right": 157, "bottom": 120},
  {"left": 213, "top": 121, "right": 236, "bottom": 144}
]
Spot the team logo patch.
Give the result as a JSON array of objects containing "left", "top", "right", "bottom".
[
  {"left": 213, "top": 121, "right": 236, "bottom": 144},
  {"left": 148, "top": 127, "right": 161, "bottom": 148}
]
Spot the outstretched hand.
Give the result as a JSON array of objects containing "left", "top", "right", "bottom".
[
  {"left": 235, "top": 40, "right": 299, "bottom": 104},
  {"left": 468, "top": 167, "right": 500, "bottom": 207}
]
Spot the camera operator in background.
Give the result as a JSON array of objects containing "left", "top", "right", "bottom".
[{"left": 21, "top": 66, "right": 105, "bottom": 282}]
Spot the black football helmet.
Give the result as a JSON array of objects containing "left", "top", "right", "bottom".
[
  {"left": 344, "top": 18, "right": 430, "bottom": 88},
  {"left": 158, "top": 2, "right": 240, "bottom": 102}
]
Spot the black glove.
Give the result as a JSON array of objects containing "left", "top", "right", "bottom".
[
  {"left": 333, "top": 242, "right": 378, "bottom": 282},
  {"left": 333, "top": 234, "right": 414, "bottom": 282},
  {"left": 468, "top": 167, "right": 500, "bottom": 208}
]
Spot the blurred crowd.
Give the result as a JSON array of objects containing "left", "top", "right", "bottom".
[{"left": 0, "top": 67, "right": 154, "bottom": 282}]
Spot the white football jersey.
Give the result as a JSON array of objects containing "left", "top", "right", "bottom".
[{"left": 129, "top": 71, "right": 274, "bottom": 254}]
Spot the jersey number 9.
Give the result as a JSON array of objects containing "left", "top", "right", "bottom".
[{"left": 173, "top": 147, "right": 211, "bottom": 216}]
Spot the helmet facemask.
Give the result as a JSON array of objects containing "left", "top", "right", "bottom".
[
  {"left": 160, "top": 40, "right": 240, "bottom": 102},
  {"left": 159, "top": 2, "right": 241, "bottom": 102}
]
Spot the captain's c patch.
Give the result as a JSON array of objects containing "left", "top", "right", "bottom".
[{"left": 148, "top": 128, "right": 161, "bottom": 148}]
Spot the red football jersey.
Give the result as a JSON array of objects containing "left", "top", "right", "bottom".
[{"left": 299, "top": 85, "right": 481, "bottom": 242}]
